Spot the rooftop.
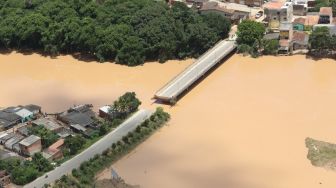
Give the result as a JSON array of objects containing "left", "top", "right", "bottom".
[
  {"left": 33, "top": 118, "right": 62, "bottom": 131},
  {"left": 48, "top": 139, "right": 64, "bottom": 153},
  {"left": 15, "top": 108, "right": 33, "bottom": 118},
  {"left": 0, "top": 111, "right": 21, "bottom": 122},
  {"left": 24, "top": 104, "right": 41, "bottom": 112},
  {"left": 200, "top": 2, "right": 235, "bottom": 14},
  {"left": 305, "top": 15, "right": 319, "bottom": 25},
  {"left": 279, "top": 22, "right": 292, "bottom": 30},
  {"left": 19, "top": 135, "right": 41, "bottom": 147},
  {"left": 293, "top": 17, "right": 306, "bottom": 25},
  {"left": 263, "top": 0, "right": 286, "bottom": 9},
  {"left": 293, "top": 31, "right": 309, "bottom": 44},
  {"left": 61, "top": 111, "right": 94, "bottom": 127},
  {"left": 99, "top": 106, "right": 111, "bottom": 114},
  {"left": 319, "top": 7, "right": 332, "bottom": 15}
]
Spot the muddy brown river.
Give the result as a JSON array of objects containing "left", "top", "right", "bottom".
[{"left": 1, "top": 52, "right": 336, "bottom": 188}]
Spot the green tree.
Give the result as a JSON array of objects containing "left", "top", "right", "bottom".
[
  {"left": 28, "top": 125, "right": 59, "bottom": 149},
  {"left": 309, "top": 26, "right": 331, "bottom": 55},
  {"left": 64, "top": 135, "right": 86, "bottom": 155},
  {"left": 32, "top": 153, "right": 54, "bottom": 172},
  {"left": 237, "top": 20, "right": 265, "bottom": 46},
  {"left": 262, "top": 39, "right": 279, "bottom": 55}
]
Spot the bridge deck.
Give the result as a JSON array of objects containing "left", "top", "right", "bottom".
[{"left": 155, "top": 39, "right": 237, "bottom": 102}]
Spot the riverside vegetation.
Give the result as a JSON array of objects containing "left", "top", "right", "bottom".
[
  {"left": 0, "top": 92, "right": 142, "bottom": 185},
  {"left": 306, "top": 137, "right": 336, "bottom": 170},
  {"left": 0, "top": 0, "right": 230, "bottom": 66},
  {"left": 52, "top": 107, "right": 170, "bottom": 188}
]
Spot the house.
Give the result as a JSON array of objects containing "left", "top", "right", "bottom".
[
  {"left": 292, "top": 31, "right": 309, "bottom": 50},
  {"left": 24, "top": 104, "right": 41, "bottom": 116},
  {"left": 99, "top": 106, "right": 111, "bottom": 119},
  {"left": 32, "top": 118, "right": 63, "bottom": 133},
  {"left": 264, "top": 0, "right": 293, "bottom": 30},
  {"left": 200, "top": 1, "right": 250, "bottom": 22},
  {"left": 264, "top": 32, "right": 280, "bottom": 40},
  {"left": 319, "top": 7, "right": 333, "bottom": 24},
  {"left": 0, "top": 133, "right": 15, "bottom": 145},
  {"left": 293, "top": 0, "right": 307, "bottom": 15},
  {"left": 279, "top": 22, "right": 293, "bottom": 53},
  {"left": 293, "top": 17, "right": 306, "bottom": 31},
  {"left": 19, "top": 135, "right": 42, "bottom": 156},
  {"left": 4, "top": 134, "right": 24, "bottom": 150},
  {"left": 225, "top": 0, "right": 263, "bottom": 7},
  {"left": 15, "top": 108, "right": 34, "bottom": 122},
  {"left": 42, "top": 139, "right": 64, "bottom": 161},
  {"left": 0, "top": 110, "right": 21, "bottom": 130},
  {"left": 0, "top": 170, "right": 11, "bottom": 187},
  {"left": 17, "top": 126, "right": 30, "bottom": 137},
  {"left": 305, "top": 14, "right": 319, "bottom": 27},
  {"left": 58, "top": 104, "right": 96, "bottom": 128}
]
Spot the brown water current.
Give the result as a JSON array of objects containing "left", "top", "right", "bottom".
[{"left": 1, "top": 52, "right": 336, "bottom": 188}]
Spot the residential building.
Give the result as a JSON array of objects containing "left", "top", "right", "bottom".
[
  {"left": 99, "top": 106, "right": 111, "bottom": 119},
  {"left": 293, "top": 0, "right": 307, "bottom": 15},
  {"left": 200, "top": 1, "right": 250, "bottom": 22},
  {"left": 58, "top": 104, "right": 96, "bottom": 128},
  {"left": 279, "top": 22, "right": 293, "bottom": 53},
  {"left": 319, "top": 7, "right": 333, "bottom": 24},
  {"left": 19, "top": 135, "right": 41, "bottom": 156},
  {"left": 17, "top": 126, "right": 30, "bottom": 137},
  {"left": 0, "top": 170, "right": 10, "bottom": 187},
  {"left": 24, "top": 104, "right": 41, "bottom": 115},
  {"left": 292, "top": 31, "right": 309, "bottom": 50},
  {"left": 0, "top": 110, "right": 21, "bottom": 130},
  {"left": 15, "top": 108, "right": 34, "bottom": 122},
  {"left": 32, "top": 118, "right": 63, "bottom": 133},
  {"left": 5, "top": 134, "right": 24, "bottom": 150},
  {"left": 225, "top": 0, "right": 263, "bottom": 7},
  {"left": 305, "top": 14, "right": 319, "bottom": 27},
  {"left": 42, "top": 139, "right": 64, "bottom": 161},
  {"left": 293, "top": 17, "right": 305, "bottom": 31},
  {"left": 264, "top": 0, "right": 293, "bottom": 30},
  {"left": 0, "top": 133, "right": 15, "bottom": 145}
]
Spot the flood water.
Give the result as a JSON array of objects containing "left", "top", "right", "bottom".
[{"left": 1, "top": 52, "right": 336, "bottom": 188}]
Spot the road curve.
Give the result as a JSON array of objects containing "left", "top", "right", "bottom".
[{"left": 24, "top": 109, "right": 153, "bottom": 188}]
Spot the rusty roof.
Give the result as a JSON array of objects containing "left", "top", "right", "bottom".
[
  {"left": 305, "top": 15, "right": 319, "bottom": 26},
  {"left": 263, "top": 0, "right": 286, "bottom": 9},
  {"left": 200, "top": 2, "right": 235, "bottom": 14},
  {"left": 292, "top": 31, "right": 308, "bottom": 43},
  {"left": 293, "top": 17, "right": 306, "bottom": 25},
  {"left": 319, "top": 7, "right": 332, "bottom": 15}
]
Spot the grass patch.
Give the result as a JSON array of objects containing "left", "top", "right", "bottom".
[{"left": 305, "top": 137, "right": 336, "bottom": 170}]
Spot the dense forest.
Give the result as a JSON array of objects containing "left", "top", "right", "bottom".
[{"left": 0, "top": 0, "right": 231, "bottom": 66}]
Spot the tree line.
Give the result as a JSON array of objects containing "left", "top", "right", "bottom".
[
  {"left": 0, "top": 0, "right": 231, "bottom": 66},
  {"left": 309, "top": 26, "right": 336, "bottom": 56}
]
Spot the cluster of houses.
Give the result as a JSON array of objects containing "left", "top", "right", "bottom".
[
  {"left": 0, "top": 104, "right": 114, "bottom": 186},
  {"left": 263, "top": 0, "right": 336, "bottom": 53},
  {"left": 169, "top": 0, "right": 336, "bottom": 54}
]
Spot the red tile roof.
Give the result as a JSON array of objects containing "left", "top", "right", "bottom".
[
  {"left": 293, "top": 17, "right": 306, "bottom": 25},
  {"left": 319, "top": 7, "right": 332, "bottom": 15}
]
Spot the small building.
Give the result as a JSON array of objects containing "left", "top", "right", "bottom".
[
  {"left": 4, "top": 134, "right": 24, "bottom": 150},
  {"left": 279, "top": 22, "right": 293, "bottom": 53},
  {"left": 305, "top": 14, "right": 319, "bottom": 27},
  {"left": 42, "top": 139, "right": 64, "bottom": 161},
  {"left": 0, "top": 170, "right": 11, "bottom": 187},
  {"left": 293, "top": 17, "right": 306, "bottom": 31},
  {"left": 292, "top": 31, "right": 309, "bottom": 50},
  {"left": 200, "top": 1, "right": 250, "bottom": 22},
  {"left": 19, "top": 135, "right": 42, "bottom": 156},
  {"left": 0, "top": 110, "right": 21, "bottom": 130},
  {"left": 99, "top": 106, "right": 111, "bottom": 119},
  {"left": 17, "top": 126, "right": 30, "bottom": 137},
  {"left": 225, "top": 0, "right": 263, "bottom": 7},
  {"left": 264, "top": 0, "right": 293, "bottom": 30},
  {"left": 319, "top": 7, "right": 333, "bottom": 24},
  {"left": 24, "top": 104, "right": 41, "bottom": 115},
  {"left": 58, "top": 105, "right": 96, "bottom": 128},
  {"left": 15, "top": 108, "right": 34, "bottom": 122},
  {"left": 32, "top": 118, "right": 63, "bottom": 133},
  {"left": 293, "top": 0, "right": 307, "bottom": 15},
  {"left": 0, "top": 133, "right": 15, "bottom": 145},
  {"left": 264, "top": 32, "right": 280, "bottom": 40}
]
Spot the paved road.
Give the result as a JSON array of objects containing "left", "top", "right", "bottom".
[
  {"left": 155, "top": 38, "right": 237, "bottom": 102},
  {"left": 24, "top": 109, "right": 153, "bottom": 188}
]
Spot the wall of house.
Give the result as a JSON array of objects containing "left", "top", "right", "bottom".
[{"left": 293, "top": 23, "right": 304, "bottom": 31}]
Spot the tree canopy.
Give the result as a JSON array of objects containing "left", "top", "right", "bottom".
[
  {"left": 237, "top": 20, "right": 265, "bottom": 46},
  {"left": 0, "top": 0, "right": 231, "bottom": 66}
]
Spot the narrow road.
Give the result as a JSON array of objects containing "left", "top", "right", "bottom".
[{"left": 24, "top": 109, "right": 153, "bottom": 188}]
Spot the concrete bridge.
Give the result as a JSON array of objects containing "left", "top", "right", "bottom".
[{"left": 154, "top": 37, "right": 237, "bottom": 103}]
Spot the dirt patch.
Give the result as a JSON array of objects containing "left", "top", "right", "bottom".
[{"left": 306, "top": 137, "right": 336, "bottom": 170}]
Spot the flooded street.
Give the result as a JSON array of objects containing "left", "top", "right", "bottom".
[{"left": 2, "top": 52, "right": 336, "bottom": 188}]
